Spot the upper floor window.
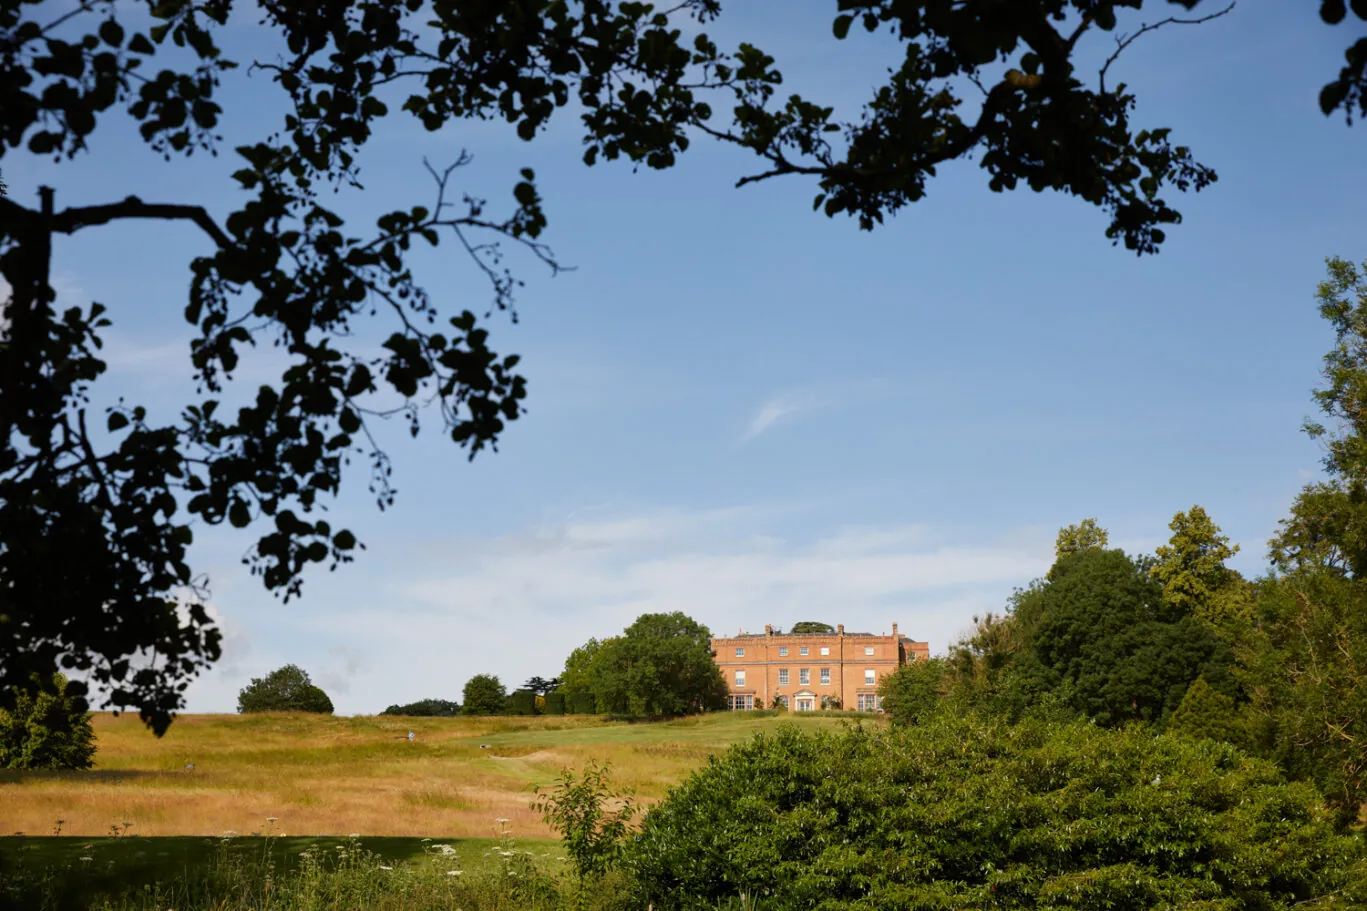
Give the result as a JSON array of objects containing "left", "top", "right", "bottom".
[
  {"left": 778, "top": 668, "right": 789, "bottom": 686},
  {"left": 799, "top": 646, "right": 809, "bottom": 656},
  {"left": 820, "top": 646, "right": 830, "bottom": 656},
  {"left": 799, "top": 669, "right": 811, "bottom": 686},
  {"left": 735, "top": 647, "right": 745, "bottom": 657},
  {"left": 864, "top": 669, "right": 876, "bottom": 685},
  {"left": 864, "top": 646, "right": 875, "bottom": 656},
  {"left": 778, "top": 647, "right": 788, "bottom": 657},
  {"left": 736, "top": 670, "right": 747, "bottom": 687},
  {"left": 820, "top": 668, "right": 831, "bottom": 686}
]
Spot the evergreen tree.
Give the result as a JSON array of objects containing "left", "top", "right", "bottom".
[{"left": 1167, "top": 675, "right": 1246, "bottom": 746}]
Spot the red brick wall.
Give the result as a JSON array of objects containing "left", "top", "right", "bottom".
[{"left": 711, "top": 626, "right": 930, "bottom": 711}]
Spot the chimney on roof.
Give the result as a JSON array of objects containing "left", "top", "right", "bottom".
[
  {"left": 891, "top": 622, "right": 899, "bottom": 638},
  {"left": 765, "top": 624, "right": 773, "bottom": 635},
  {"left": 837, "top": 623, "right": 844, "bottom": 636}
]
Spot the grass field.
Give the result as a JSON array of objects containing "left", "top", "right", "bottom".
[{"left": 0, "top": 710, "right": 870, "bottom": 838}]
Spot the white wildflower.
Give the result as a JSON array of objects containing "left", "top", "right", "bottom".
[{"left": 446, "top": 870, "right": 463, "bottom": 876}]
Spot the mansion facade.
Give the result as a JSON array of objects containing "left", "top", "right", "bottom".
[{"left": 711, "top": 623, "right": 930, "bottom": 713}]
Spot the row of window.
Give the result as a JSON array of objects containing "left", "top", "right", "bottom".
[
  {"left": 733, "top": 669, "right": 877, "bottom": 687},
  {"left": 734, "top": 645, "right": 877, "bottom": 658},
  {"left": 727, "top": 693, "right": 884, "bottom": 711}
]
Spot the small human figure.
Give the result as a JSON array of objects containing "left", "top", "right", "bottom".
[{"left": 407, "top": 731, "right": 415, "bottom": 743}]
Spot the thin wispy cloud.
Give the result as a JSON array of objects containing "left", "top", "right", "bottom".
[{"left": 742, "top": 392, "right": 826, "bottom": 442}]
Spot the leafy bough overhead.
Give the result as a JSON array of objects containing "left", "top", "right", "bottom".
[
  {"left": 1, "top": 0, "right": 1363, "bottom": 733},
  {"left": 0, "top": 0, "right": 732, "bottom": 733}
]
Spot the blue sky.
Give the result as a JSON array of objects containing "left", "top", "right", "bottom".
[{"left": 7, "top": 2, "right": 1367, "bottom": 713}]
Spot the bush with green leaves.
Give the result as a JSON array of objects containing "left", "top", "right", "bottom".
[
  {"left": 461, "top": 674, "right": 506, "bottom": 716},
  {"left": 236, "top": 665, "right": 333, "bottom": 714},
  {"left": 0, "top": 674, "right": 96, "bottom": 770},
  {"left": 569, "top": 692, "right": 596, "bottom": 715},
  {"left": 877, "top": 656, "right": 948, "bottom": 725},
  {"left": 534, "top": 761, "right": 636, "bottom": 885},
  {"left": 624, "top": 713, "right": 1366, "bottom": 910},
  {"left": 378, "top": 699, "right": 459, "bottom": 717},
  {"left": 543, "top": 692, "right": 566, "bottom": 716}
]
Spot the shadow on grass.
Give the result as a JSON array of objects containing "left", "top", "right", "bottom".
[
  {"left": 0, "top": 769, "right": 170, "bottom": 785},
  {"left": 0, "top": 835, "right": 531, "bottom": 910}
]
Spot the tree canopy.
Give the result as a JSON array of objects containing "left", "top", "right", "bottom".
[
  {"left": 788, "top": 621, "right": 835, "bottom": 634},
  {"left": 460, "top": 673, "right": 506, "bottom": 716},
  {"left": 236, "top": 664, "right": 333, "bottom": 714},
  {"left": 3, "top": 0, "right": 1365, "bottom": 734},
  {"left": 563, "top": 612, "right": 728, "bottom": 717},
  {"left": 0, "top": 673, "right": 96, "bottom": 770},
  {"left": 379, "top": 698, "right": 459, "bottom": 717}
]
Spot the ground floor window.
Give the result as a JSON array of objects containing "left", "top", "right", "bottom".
[
  {"left": 727, "top": 694, "right": 755, "bottom": 711},
  {"left": 857, "top": 693, "right": 882, "bottom": 712},
  {"left": 776, "top": 695, "right": 789, "bottom": 709},
  {"left": 795, "top": 697, "right": 816, "bottom": 712}
]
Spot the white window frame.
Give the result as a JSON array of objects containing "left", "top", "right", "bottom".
[
  {"left": 778, "top": 669, "right": 789, "bottom": 686},
  {"left": 735, "top": 670, "right": 746, "bottom": 687},
  {"left": 735, "top": 647, "right": 745, "bottom": 657},
  {"left": 864, "top": 669, "right": 876, "bottom": 686},
  {"left": 820, "top": 668, "right": 831, "bottom": 686},
  {"left": 778, "top": 647, "right": 788, "bottom": 657},
  {"left": 799, "top": 646, "right": 809, "bottom": 656},
  {"left": 820, "top": 646, "right": 830, "bottom": 656},
  {"left": 864, "top": 646, "right": 875, "bottom": 656},
  {"left": 799, "top": 669, "right": 810, "bottom": 686}
]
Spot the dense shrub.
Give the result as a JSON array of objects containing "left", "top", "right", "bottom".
[
  {"left": 878, "top": 657, "right": 948, "bottom": 725},
  {"left": 505, "top": 689, "right": 536, "bottom": 716},
  {"left": 379, "top": 699, "right": 460, "bottom": 717},
  {"left": 236, "top": 665, "right": 333, "bottom": 714},
  {"left": 569, "top": 692, "right": 596, "bottom": 715},
  {"left": 0, "top": 674, "right": 96, "bottom": 770},
  {"left": 543, "top": 692, "right": 566, "bottom": 715},
  {"left": 624, "top": 713, "right": 1366, "bottom": 910}
]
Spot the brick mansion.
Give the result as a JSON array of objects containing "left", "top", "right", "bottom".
[{"left": 711, "top": 623, "right": 930, "bottom": 712}]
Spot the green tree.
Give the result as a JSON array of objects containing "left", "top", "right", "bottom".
[
  {"left": 1167, "top": 675, "right": 1246, "bottom": 746},
  {"left": 1053, "top": 518, "right": 1109, "bottom": 565},
  {"left": 379, "top": 698, "right": 459, "bottom": 717},
  {"left": 560, "top": 638, "right": 606, "bottom": 705},
  {"left": 1271, "top": 257, "right": 1367, "bottom": 578},
  {"left": 1237, "top": 572, "right": 1367, "bottom": 821},
  {"left": 0, "top": 674, "right": 96, "bottom": 770},
  {"left": 522, "top": 676, "right": 561, "bottom": 696},
  {"left": 460, "top": 674, "right": 506, "bottom": 716},
  {"left": 1030, "top": 548, "right": 1233, "bottom": 724},
  {"left": 583, "top": 612, "right": 728, "bottom": 717},
  {"left": 789, "top": 621, "right": 835, "bottom": 634},
  {"left": 236, "top": 665, "right": 333, "bottom": 714},
  {"left": 626, "top": 714, "right": 1366, "bottom": 910},
  {"left": 878, "top": 657, "right": 947, "bottom": 724},
  {"left": 1150, "top": 505, "right": 1241, "bottom": 618}
]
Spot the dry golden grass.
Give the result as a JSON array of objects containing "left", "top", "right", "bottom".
[{"left": 1, "top": 710, "right": 866, "bottom": 837}]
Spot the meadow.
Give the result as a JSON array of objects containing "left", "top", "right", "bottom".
[{"left": 0, "top": 710, "right": 864, "bottom": 839}]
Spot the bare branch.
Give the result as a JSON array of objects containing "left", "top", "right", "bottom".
[
  {"left": 50, "top": 197, "right": 232, "bottom": 249},
  {"left": 1100, "top": 2, "right": 1237, "bottom": 94}
]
